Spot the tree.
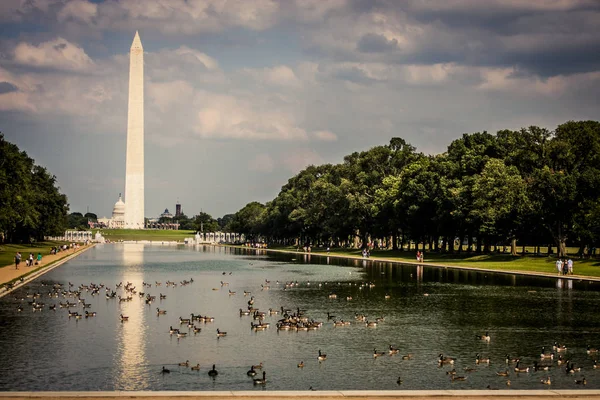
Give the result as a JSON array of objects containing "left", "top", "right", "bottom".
[
  {"left": 193, "top": 212, "right": 219, "bottom": 232},
  {"left": 230, "top": 202, "right": 266, "bottom": 241},
  {"left": 0, "top": 134, "right": 68, "bottom": 242}
]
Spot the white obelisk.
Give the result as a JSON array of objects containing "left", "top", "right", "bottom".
[{"left": 124, "top": 31, "right": 144, "bottom": 229}]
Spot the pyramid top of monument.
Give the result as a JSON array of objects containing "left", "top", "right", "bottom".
[{"left": 131, "top": 31, "right": 143, "bottom": 50}]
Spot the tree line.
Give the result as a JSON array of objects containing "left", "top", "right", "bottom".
[
  {"left": 228, "top": 121, "right": 600, "bottom": 258},
  {"left": 0, "top": 134, "right": 68, "bottom": 243}
]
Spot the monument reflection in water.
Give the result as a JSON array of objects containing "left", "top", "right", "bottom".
[
  {"left": 0, "top": 244, "right": 599, "bottom": 391},
  {"left": 113, "top": 244, "right": 148, "bottom": 390}
]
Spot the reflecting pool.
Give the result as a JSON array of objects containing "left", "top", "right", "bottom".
[{"left": 1, "top": 244, "right": 599, "bottom": 391}]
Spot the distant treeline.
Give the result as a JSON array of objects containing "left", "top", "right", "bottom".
[
  {"left": 0, "top": 134, "right": 68, "bottom": 243},
  {"left": 228, "top": 121, "right": 600, "bottom": 258}
]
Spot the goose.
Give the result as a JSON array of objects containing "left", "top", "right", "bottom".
[
  {"left": 253, "top": 371, "right": 266, "bottom": 385},
  {"left": 169, "top": 326, "right": 180, "bottom": 334},
  {"left": 587, "top": 345, "right": 598, "bottom": 354},
  {"left": 388, "top": 345, "right": 399, "bottom": 355},
  {"left": 534, "top": 361, "right": 550, "bottom": 371},
  {"left": 365, "top": 321, "right": 378, "bottom": 328},
  {"left": 252, "top": 362, "right": 263, "bottom": 370},
  {"left": 575, "top": 377, "right": 587, "bottom": 385},
  {"left": 476, "top": 332, "right": 491, "bottom": 342},
  {"left": 193, "top": 326, "right": 201, "bottom": 334},
  {"left": 17, "top": 306, "right": 23, "bottom": 312},
  {"left": 179, "top": 360, "right": 189, "bottom": 367},
  {"left": 553, "top": 341, "right": 567, "bottom": 352},
  {"left": 318, "top": 350, "right": 327, "bottom": 361},
  {"left": 506, "top": 380, "right": 511, "bottom": 386},
  {"left": 505, "top": 354, "right": 519, "bottom": 364},
  {"left": 384, "top": 294, "right": 391, "bottom": 299},
  {"left": 373, "top": 348, "right": 386, "bottom": 358},
  {"left": 463, "top": 367, "right": 476, "bottom": 372},
  {"left": 450, "top": 375, "right": 466, "bottom": 382},
  {"left": 540, "top": 376, "right": 551, "bottom": 385},
  {"left": 162, "top": 366, "right": 170, "bottom": 374},
  {"left": 120, "top": 314, "right": 129, "bottom": 322},
  {"left": 328, "top": 294, "right": 337, "bottom": 299},
  {"left": 476, "top": 353, "right": 490, "bottom": 364},
  {"left": 84, "top": 311, "right": 96, "bottom": 318},
  {"left": 216, "top": 329, "right": 227, "bottom": 337},
  {"left": 297, "top": 361, "right": 304, "bottom": 368},
  {"left": 566, "top": 362, "right": 581, "bottom": 374},
  {"left": 191, "top": 364, "right": 200, "bottom": 371},
  {"left": 208, "top": 364, "right": 218, "bottom": 376},
  {"left": 228, "top": 290, "right": 236, "bottom": 296},
  {"left": 446, "top": 369, "right": 457, "bottom": 375},
  {"left": 438, "top": 354, "right": 455, "bottom": 365},
  {"left": 176, "top": 332, "right": 187, "bottom": 338},
  {"left": 496, "top": 370, "right": 509, "bottom": 377},
  {"left": 179, "top": 317, "right": 191, "bottom": 324},
  {"left": 396, "top": 377, "right": 402, "bottom": 385},
  {"left": 514, "top": 361, "right": 529, "bottom": 373},
  {"left": 540, "top": 347, "right": 554, "bottom": 360},
  {"left": 156, "top": 308, "right": 167, "bottom": 315},
  {"left": 594, "top": 360, "right": 598, "bottom": 369},
  {"left": 557, "top": 355, "right": 565, "bottom": 365},
  {"left": 402, "top": 354, "right": 413, "bottom": 360},
  {"left": 327, "top": 312, "right": 336, "bottom": 320},
  {"left": 240, "top": 309, "right": 251, "bottom": 316},
  {"left": 247, "top": 366, "right": 257, "bottom": 376}
]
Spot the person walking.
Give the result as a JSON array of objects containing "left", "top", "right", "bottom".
[
  {"left": 36, "top": 252, "right": 42, "bottom": 266},
  {"left": 15, "top": 252, "right": 21, "bottom": 269},
  {"left": 28, "top": 253, "right": 34, "bottom": 267},
  {"left": 556, "top": 259, "right": 562, "bottom": 274},
  {"left": 568, "top": 258, "right": 573, "bottom": 275}
]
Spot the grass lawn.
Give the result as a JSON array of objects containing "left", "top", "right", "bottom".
[
  {"left": 0, "top": 241, "right": 66, "bottom": 268},
  {"left": 269, "top": 246, "right": 600, "bottom": 278},
  {"left": 93, "top": 229, "right": 196, "bottom": 242}
]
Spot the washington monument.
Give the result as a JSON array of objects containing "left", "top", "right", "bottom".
[{"left": 124, "top": 31, "right": 144, "bottom": 229}]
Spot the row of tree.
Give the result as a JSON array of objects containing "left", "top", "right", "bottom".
[
  {"left": 228, "top": 121, "right": 600, "bottom": 258},
  {"left": 0, "top": 134, "right": 69, "bottom": 243},
  {"left": 67, "top": 211, "right": 235, "bottom": 233}
]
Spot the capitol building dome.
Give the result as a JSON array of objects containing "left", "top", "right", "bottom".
[{"left": 110, "top": 194, "right": 125, "bottom": 228}]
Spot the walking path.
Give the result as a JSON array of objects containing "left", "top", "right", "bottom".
[
  {"left": 254, "top": 247, "right": 600, "bottom": 283},
  {"left": 0, "top": 244, "right": 95, "bottom": 297}
]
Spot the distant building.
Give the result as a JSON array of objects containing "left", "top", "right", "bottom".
[
  {"left": 97, "top": 194, "right": 126, "bottom": 228},
  {"left": 146, "top": 207, "right": 179, "bottom": 230},
  {"left": 175, "top": 203, "right": 182, "bottom": 217}
]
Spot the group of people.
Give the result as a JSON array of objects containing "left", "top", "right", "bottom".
[
  {"left": 556, "top": 258, "right": 574, "bottom": 275},
  {"left": 14, "top": 252, "right": 42, "bottom": 269},
  {"left": 416, "top": 251, "right": 424, "bottom": 262}
]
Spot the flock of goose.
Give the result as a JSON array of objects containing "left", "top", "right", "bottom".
[{"left": 9, "top": 274, "right": 600, "bottom": 390}]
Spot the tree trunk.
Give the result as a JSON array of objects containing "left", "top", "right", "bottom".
[
  {"left": 510, "top": 238, "right": 517, "bottom": 256},
  {"left": 555, "top": 223, "right": 567, "bottom": 258},
  {"left": 392, "top": 233, "right": 398, "bottom": 250}
]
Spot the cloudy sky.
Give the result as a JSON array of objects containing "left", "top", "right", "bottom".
[{"left": 1, "top": 0, "right": 599, "bottom": 219}]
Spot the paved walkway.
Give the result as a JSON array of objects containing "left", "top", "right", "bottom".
[
  {"left": 0, "top": 244, "right": 95, "bottom": 296},
  {"left": 2, "top": 390, "right": 600, "bottom": 399},
  {"left": 257, "top": 247, "right": 600, "bottom": 283}
]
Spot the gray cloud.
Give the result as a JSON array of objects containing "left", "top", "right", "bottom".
[
  {"left": 0, "top": 0, "right": 599, "bottom": 218},
  {"left": 0, "top": 81, "right": 18, "bottom": 94},
  {"left": 357, "top": 33, "right": 399, "bottom": 53}
]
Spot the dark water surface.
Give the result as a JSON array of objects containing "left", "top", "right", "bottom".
[{"left": 1, "top": 244, "right": 600, "bottom": 391}]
